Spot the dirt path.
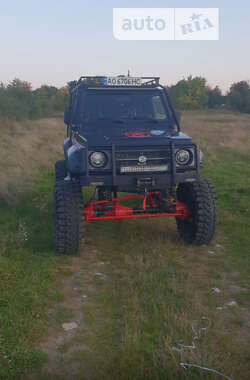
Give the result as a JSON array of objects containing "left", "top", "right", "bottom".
[{"left": 31, "top": 245, "right": 107, "bottom": 380}]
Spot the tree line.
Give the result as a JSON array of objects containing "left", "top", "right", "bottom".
[
  {"left": 0, "top": 79, "right": 69, "bottom": 120},
  {"left": 168, "top": 76, "right": 250, "bottom": 112},
  {"left": 0, "top": 76, "right": 250, "bottom": 120}
]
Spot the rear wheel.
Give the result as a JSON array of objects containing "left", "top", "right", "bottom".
[
  {"left": 55, "top": 160, "right": 66, "bottom": 182},
  {"left": 176, "top": 178, "right": 218, "bottom": 245},
  {"left": 54, "top": 180, "right": 84, "bottom": 255}
]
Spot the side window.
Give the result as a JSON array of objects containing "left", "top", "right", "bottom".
[{"left": 152, "top": 96, "right": 167, "bottom": 120}]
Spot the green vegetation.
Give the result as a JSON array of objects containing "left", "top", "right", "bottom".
[
  {"left": 0, "top": 169, "right": 67, "bottom": 378},
  {"left": 0, "top": 79, "right": 69, "bottom": 120},
  {"left": 0, "top": 111, "right": 249, "bottom": 379},
  {"left": 203, "top": 149, "right": 250, "bottom": 271},
  {"left": 0, "top": 76, "right": 250, "bottom": 122},
  {"left": 169, "top": 76, "right": 209, "bottom": 109},
  {"left": 169, "top": 76, "right": 250, "bottom": 112},
  {"left": 227, "top": 81, "right": 250, "bottom": 113}
]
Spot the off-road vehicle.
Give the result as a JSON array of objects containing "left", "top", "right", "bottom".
[{"left": 54, "top": 76, "right": 218, "bottom": 254}]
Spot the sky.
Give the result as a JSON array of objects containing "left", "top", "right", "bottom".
[{"left": 0, "top": 0, "right": 249, "bottom": 93}]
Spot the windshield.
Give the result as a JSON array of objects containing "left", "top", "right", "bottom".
[{"left": 82, "top": 91, "right": 169, "bottom": 122}]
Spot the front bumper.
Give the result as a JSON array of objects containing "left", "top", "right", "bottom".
[{"left": 78, "top": 143, "right": 200, "bottom": 191}]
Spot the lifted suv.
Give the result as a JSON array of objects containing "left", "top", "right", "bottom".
[{"left": 54, "top": 76, "right": 218, "bottom": 254}]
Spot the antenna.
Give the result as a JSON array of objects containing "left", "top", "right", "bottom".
[{"left": 127, "top": 70, "right": 130, "bottom": 77}]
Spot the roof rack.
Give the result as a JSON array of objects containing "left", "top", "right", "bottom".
[{"left": 75, "top": 76, "right": 160, "bottom": 89}]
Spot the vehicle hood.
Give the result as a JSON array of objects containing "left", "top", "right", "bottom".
[{"left": 84, "top": 131, "right": 191, "bottom": 147}]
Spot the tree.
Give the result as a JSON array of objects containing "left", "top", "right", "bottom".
[
  {"left": 53, "top": 87, "right": 70, "bottom": 111},
  {"left": 32, "top": 85, "right": 59, "bottom": 116},
  {"left": 2, "top": 79, "right": 33, "bottom": 119},
  {"left": 0, "top": 79, "right": 69, "bottom": 120},
  {"left": 207, "top": 86, "right": 224, "bottom": 108},
  {"left": 7, "top": 78, "right": 32, "bottom": 91},
  {"left": 227, "top": 81, "right": 250, "bottom": 113},
  {"left": 67, "top": 81, "right": 77, "bottom": 91},
  {"left": 169, "top": 76, "right": 208, "bottom": 110}
]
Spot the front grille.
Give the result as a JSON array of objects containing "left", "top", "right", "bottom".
[{"left": 115, "top": 146, "right": 171, "bottom": 174}]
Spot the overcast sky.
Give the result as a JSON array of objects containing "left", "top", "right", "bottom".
[{"left": 0, "top": 0, "right": 249, "bottom": 92}]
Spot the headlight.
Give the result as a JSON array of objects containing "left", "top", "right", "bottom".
[
  {"left": 89, "top": 152, "right": 107, "bottom": 168},
  {"left": 175, "top": 149, "right": 192, "bottom": 166}
]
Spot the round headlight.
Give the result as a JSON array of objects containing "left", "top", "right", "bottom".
[
  {"left": 89, "top": 152, "right": 107, "bottom": 168},
  {"left": 175, "top": 149, "right": 191, "bottom": 165}
]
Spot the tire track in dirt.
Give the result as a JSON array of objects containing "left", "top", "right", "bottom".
[{"left": 29, "top": 245, "right": 105, "bottom": 379}]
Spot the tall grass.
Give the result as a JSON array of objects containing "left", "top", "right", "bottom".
[
  {"left": 0, "top": 169, "right": 66, "bottom": 378},
  {"left": 0, "top": 117, "right": 65, "bottom": 201}
]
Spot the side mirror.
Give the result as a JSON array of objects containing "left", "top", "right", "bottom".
[
  {"left": 75, "top": 133, "right": 87, "bottom": 146},
  {"left": 64, "top": 108, "right": 71, "bottom": 125}
]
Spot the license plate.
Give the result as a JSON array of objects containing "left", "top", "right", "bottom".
[
  {"left": 120, "top": 164, "right": 168, "bottom": 173},
  {"left": 104, "top": 76, "right": 142, "bottom": 86}
]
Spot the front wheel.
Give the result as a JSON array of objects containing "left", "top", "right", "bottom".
[
  {"left": 54, "top": 180, "right": 84, "bottom": 255},
  {"left": 176, "top": 178, "right": 218, "bottom": 245},
  {"left": 55, "top": 160, "right": 66, "bottom": 182}
]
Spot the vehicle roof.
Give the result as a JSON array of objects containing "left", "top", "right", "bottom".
[
  {"left": 71, "top": 76, "right": 162, "bottom": 93},
  {"left": 84, "top": 87, "right": 163, "bottom": 91}
]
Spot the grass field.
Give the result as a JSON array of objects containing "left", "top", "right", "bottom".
[{"left": 0, "top": 111, "right": 249, "bottom": 379}]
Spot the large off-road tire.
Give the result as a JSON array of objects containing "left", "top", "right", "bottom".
[
  {"left": 54, "top": 180, "right": 84, "bottom": 255},
  {"left": 55, "top": 160, "right": 66, "bottom": 182},
  {"left": 176, "top": 178, "right": 218, "bottom": 245}
]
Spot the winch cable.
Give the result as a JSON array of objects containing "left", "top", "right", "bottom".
[
  {"left": 180, "top": 363, "right": 233, "bottom": 380},
  {"left": 172, "top": 316, "right": 233, "bottom": 380}
]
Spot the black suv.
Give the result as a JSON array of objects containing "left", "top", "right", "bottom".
[{"left": 54, "top": 76, "right": 218, "bottom": 254}]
